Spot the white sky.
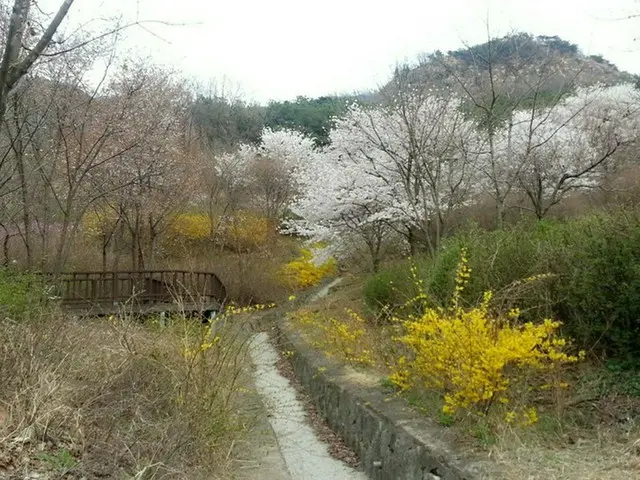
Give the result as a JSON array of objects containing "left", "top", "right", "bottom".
[{"left": 48, "top": 0, "right": 640, "bottom": 103}]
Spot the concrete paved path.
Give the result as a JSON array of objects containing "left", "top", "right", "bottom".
[{"left": 247, "top": 331, "right": 367, "bottom": 480}]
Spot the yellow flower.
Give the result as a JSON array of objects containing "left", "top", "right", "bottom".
[
  {"left": 288, "top": 308, "right": 375, "bottom": 367},
  {"left": 524, "top": 408, "right": 539, "bottom": 426},
  {"left": 505, "top": 411, "right": 517, "bottom": 423},
  {"left": 389, "top": 248, "right": 581, "bottom": 421},
  {"left": 280, "top": 248, "right": 336, "bottom": 289}
]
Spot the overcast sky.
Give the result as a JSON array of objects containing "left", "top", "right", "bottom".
[{"left": 53, "top": 0, "right": 640, "bottom": 103}]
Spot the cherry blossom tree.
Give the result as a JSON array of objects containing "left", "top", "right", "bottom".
[
  {"left": 286, "top": 143, "right": 395, "bottom": 271},
  {"left": 287, "top": 79, "right": 640, "bottom": 269},
  {"left": 206, "top": 127, "right": 315, "bottom": 231},
  {"left": 247, "top": 128, "right": 315, "bottom": 222},
  {"left": 507, "top": 83, "right": 640, "bottom": 218},
  {"left": 90, "top": 62, "right": 194, "bottom": 271},
  {"left": 287, "top": 86, "right": 484, "bottom": 267},
  {"left": 426, "top": 32, "right": 584, "bottom": 227},
  {"left": 317, "top": 90, "right": 481, "bottom": 255}
]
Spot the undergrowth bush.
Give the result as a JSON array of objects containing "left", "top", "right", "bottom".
[
  {"left": 0, "top": 269, "right": 49, "bottom": 318},
  {"left": 166, "top": 213, "right": 212, "bottom": 247},
  {"left": 217, "top": 211, "right": 270, "bottom": 252},
  {"left": 362, "top": 263, "right": 414, "bottom": 313},
  {"left": 365, "top": 220, "right": 563, "bottom": 321},
  {"left": 81, "top": 208, "right": 119, "bottom": 241},
  {"left": 164, "top": 211, "right": 270, "bottom": 256},
  {"left": 365, "top": 210, "right": 640, "bottom": 364},
  {"left": 557, "top": 214, "right": 640, "bottom": 364}
]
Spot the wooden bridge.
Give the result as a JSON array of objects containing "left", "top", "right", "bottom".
[{"left": 42, "top": 270, "right": 227, "bottom": 316}]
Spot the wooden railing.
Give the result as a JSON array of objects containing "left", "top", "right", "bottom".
[{"left": 40, "top": 270, "right": 227, "bottom": 312}]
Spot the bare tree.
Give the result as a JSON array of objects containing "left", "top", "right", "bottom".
[
  {"left": 250, "top": 153, "right": 296, "bottom": 222},
  {"left": 21, "top": 57, "right": 192, "bottom": 272},
  {"left": 0, "top": 0, "right": 75, "bottom": 125},
  {"left": 428, "top": 31, "right": 583, "bottom": 227},
  {"left": 98, "top": 63, "right": 195, "bottom": 271},
  {"left": 514, "top": 84, "right": 640, "bottom": 218}
]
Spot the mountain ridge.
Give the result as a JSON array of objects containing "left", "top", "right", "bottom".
[{"left": 384, "top": 33, "right": 635, "bottom": 99}]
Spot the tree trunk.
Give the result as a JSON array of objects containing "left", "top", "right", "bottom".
[
  {"left": 102, "top": 233, "right": 108, "bottom": 272},
  {"left": 137, "top": 240, "right": 145, "bottom": 271},
  {"left": 407, "top": 228, "right": 418, "bottom": 256},
  {"left": 148, "top": 233, "right": 157, "bottom": 270},
  {"left": 495, "top": 200, "right": 505, "bottom": 229},
  {"left": 131, "top": 228, "right": 138, "bottom": 271},
  {"left": 17, "top": 154, "right": 31, "bottom": 267},
  {"left": 148, "top": 214, "right": 158, "bottom": 270},
  {"left": 370, "top": 243, "right": 381, "bottom": 273},
  {"left": 0, "top": 0, "right": 76, "bottom": 132},
  {"left": 13, "top": 96, "right": 31, "bottom": 267},
  {"left": 53, "top": 218, "right": 70, "bottom": 274},
  {"left": 3, "top": 233, "right": 9, "bottom": 267},
  {"left": 112, "top": 221, "right": 122, "bottom": 271},
  {"left": 0, "top": 223, "right": 10, "bottom": 267}
]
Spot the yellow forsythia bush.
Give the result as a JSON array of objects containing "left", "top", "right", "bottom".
[
  {"left": 181, "top": 302, "right": 275, "bottom": 360},
  {"left": 167, "top": 214, "right": 212, "bottom": 242},
  {"left": 218, "top": 211, "right": 269, "bottom": 252},
  {"left": 391, "top": 249, "right": 581, "bottom": 422},
  {"left": 289, "top": 309, "right": 374, "bottom": 366},
  {"left": 280, "top": 248, "right": 336, "bottom": 289},
  {"left": 164, "top": 214, "right": 212, "bottom": 254},
  {"left": 82, "top": 208, "right": 118, "bottom": 240},
  {"left": 165, "top": 211, "right": 269, "bottom": 253}
]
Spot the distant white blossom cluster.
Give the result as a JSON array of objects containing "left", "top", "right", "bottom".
[
  {"left": 214, "top": 128, "right": 316, "bottom": 219},
  {"left": 492, "top": 83, "right": 640, "bottom": 217},
  {"left": 220, "top": 83, "right": 640, "bottom": 269}
]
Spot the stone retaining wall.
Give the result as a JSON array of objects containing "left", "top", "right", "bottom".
[{"left": 271, "top": 317, "right": 496, "bottom": 480}]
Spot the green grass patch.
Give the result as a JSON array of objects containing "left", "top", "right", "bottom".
[{"left": 365, "top": 210, "right": 640, "bottom": 364}]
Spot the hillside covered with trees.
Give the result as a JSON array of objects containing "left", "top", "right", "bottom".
[
  {"left": 393, "top": 33, "right": 633, "bottom": 94},
  {"left": 190, "top": 33, "right": 636, "bottom": 148}
]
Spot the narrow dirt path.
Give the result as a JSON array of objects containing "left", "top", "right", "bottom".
[{"left": 246, "top": 331, "right": 367, "bottom": 480}]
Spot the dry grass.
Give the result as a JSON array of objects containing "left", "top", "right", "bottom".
[
  {"left": 0, "top": 309, "right": 257, "bottom": 479},
  {"left": 492, "top": 425, "right": 640, "bottom": 480},
  {"left": 488, "top": 369, "right": 640, "bottom": 479},
  {"left": 210, "top": 247, "right": 296, "bottom": 305}
]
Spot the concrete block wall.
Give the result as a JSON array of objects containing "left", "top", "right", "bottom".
[{"left": 272, "top": 319, "right": 497, "bottom": 480}]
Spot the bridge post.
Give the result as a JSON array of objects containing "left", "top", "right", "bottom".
[{"left": 111, "top": 272, "right": 118, "bottom": 305}]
